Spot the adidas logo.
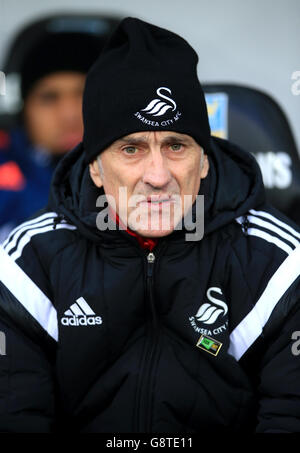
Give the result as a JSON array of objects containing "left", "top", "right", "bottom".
[{"left": 61, "top": 297, "right": 102, "bottom": 326}]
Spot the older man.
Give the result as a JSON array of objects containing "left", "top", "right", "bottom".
[{"left": 0, "top": 17, "right": 299, "bottom": 433}]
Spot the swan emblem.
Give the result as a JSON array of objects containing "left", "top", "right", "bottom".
[
  {"left": 141, "top": 87, "right": 177, "bottom": 117},
  {"left": 195, "top": 287, "right": 228, "bottom": 325}
]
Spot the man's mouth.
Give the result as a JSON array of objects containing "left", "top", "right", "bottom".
[
  {"left": 135, "top": 196, "right": 178, "bottom": 212},
  {"left": 145, "top": 195, "right": 176, "bottom": 203}
]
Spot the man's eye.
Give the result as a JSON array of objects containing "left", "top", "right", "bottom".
[
  {"left": 38, "top": 92, "right": 59, "bottom": 103},
  {"left": 170, "top": 144, "right": 182, "bottom": 151},
  {"left": 123, "top": 146, "right": 138, "bottom": 155}
]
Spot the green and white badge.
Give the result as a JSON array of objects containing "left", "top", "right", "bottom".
[{"left": 196, "top": 334, "right": 222, "bottom": 356}]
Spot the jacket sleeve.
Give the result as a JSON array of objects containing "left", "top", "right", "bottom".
[
  {"left": 256, "top": 300, "right": 300, "bottom": 433},
  {"left": 0, "top": 316, "right": 56, "bottom": 432},
  {"left": 0, "top": 234, "right": 58, "bottom": 432},
  {"left": 229, "top": 207, "right": 300, "bottom": 432}
]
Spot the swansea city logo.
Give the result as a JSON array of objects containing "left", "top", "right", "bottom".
[
  {"left": 141, "top": 87, "right": 177, "bottom": 117},
  {"left": 134, "top": 86, "right": 182, "bottom": 127},
  {"left": 189, "top": 287, "right": 228, "bottom": 336}
]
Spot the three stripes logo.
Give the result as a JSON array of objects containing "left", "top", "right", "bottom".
[
  {"left": 61, "top": 297, "right": 102, "bottom": 327},
  {"left": 141, "top": 87, "right": 177, "bottom": 117},
  {"left": 2, "top": 212, "right": 76, "bottom": 262},
  {"left": 236, "top": 209, "right": 300, "bottom": 256}
]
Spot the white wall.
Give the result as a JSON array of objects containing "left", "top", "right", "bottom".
[{"left": 0, "top": 0, "right": 299, "bottom": 153}]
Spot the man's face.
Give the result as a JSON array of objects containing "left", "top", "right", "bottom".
[
  {"left": 24, "top": 71, "right": 86, "bottom": 155},
  {"left": 90, "top": 131, "right": 209, "bottom": 238}
]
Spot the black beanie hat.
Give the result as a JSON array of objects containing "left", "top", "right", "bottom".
[
  {"left": 83, "top": 17, "right": 211, "bottom": 163},
  {"left": 21, "top": 32, "right": 102, "bottom": 99}
]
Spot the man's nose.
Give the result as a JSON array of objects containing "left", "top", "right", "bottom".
[
  {"left": 59, "top": 96, "right": 83, "bottom": 125},
  {"left": 142, "top": 150, "right": 172, "bottom": 189}
]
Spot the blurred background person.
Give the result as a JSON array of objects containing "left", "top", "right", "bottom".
[{"left": 0, "top": 15, "right": 120, "bottom": 241}]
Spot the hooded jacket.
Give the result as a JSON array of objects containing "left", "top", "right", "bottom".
[{"left": 0, "top": 136, "right": 299, "bottom": 433}]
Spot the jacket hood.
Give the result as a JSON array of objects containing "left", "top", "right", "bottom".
[{"left": 48, "top": 136, "right": 265, "bottom": 244}]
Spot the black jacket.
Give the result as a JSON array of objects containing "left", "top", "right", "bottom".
[{"left": 0, "top": 137, "right": 299, "bottom": 433}]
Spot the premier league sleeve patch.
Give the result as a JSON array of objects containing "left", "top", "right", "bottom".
[{"left": 196, "top": 334, "right": 223, "bottom": 356}]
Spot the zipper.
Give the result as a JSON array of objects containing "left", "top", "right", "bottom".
[
  {"left": 134, "top": 249, "right": 162, "bottom": 432},
  {"left": 242, "top": 215, "right": 250, "bottom": 235},
  {"left": 146, "top": 251, "right": 157, "bottom": 326}
]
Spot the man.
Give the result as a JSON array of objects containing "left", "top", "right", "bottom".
[
  {"left": 0, "top": 17, "right": 299, "bottom": 433},
  {"left": 0, "top": 30, "right": 105, "bottom": 241}
]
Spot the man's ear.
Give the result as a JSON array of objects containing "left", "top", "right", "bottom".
[
  {"left": 200, "top": 154, "right": 209, "bottom": 179},
  {"left": 89, "top": 159, "right": 103, "bottom": 188}
]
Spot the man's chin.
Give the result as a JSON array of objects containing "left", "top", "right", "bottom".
[
  {"left": 126, "top": 206, "right": 183, "bottom": 238},
  {"left": 130, "top": 227, "right": 175, "bottom": 238}
]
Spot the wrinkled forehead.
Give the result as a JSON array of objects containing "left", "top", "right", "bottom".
[{"left": 110, "top": 130, "right": 200, "bottom": 148}]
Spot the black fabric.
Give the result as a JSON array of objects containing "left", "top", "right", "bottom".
[
  {"left": 0, "top": 281, "right": 56, "bottom": 360},
  {"left": 0, "top": 320, "right": 56, "bottom": 433},
  {"left": 21, "top": 32, "right": 102, "bottom": 99},
  {"left": 83, "top": 17, "right": 211, "bottom": 163}
]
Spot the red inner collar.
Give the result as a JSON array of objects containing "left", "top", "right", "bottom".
[{"left": 108, "top": 207, "right": 158, "bottom": 251}]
